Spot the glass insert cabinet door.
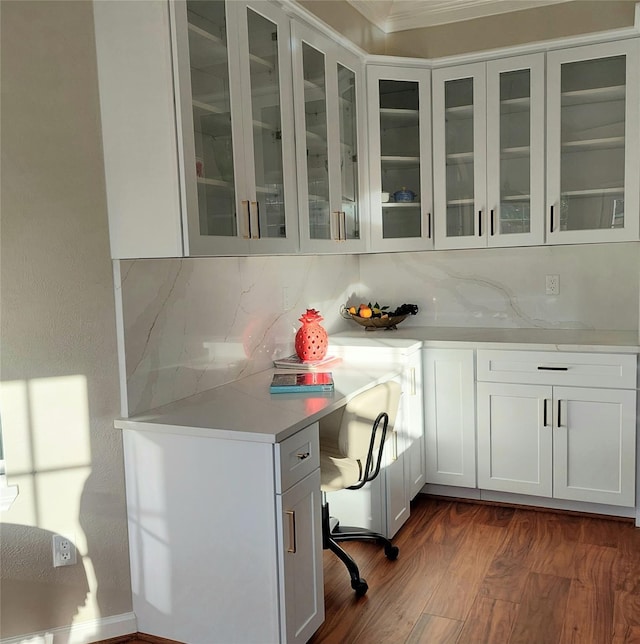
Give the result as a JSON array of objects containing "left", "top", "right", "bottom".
[
  {"left": 546, "top": 40, "right": 640, "bottom": 243},
  {"left": 367, "top": 66, "right": 432, "bottom": 252},
  {"left": 174, "top": 0, "right": 298, "bottom": 255},
  {"left": 292, "top": 21, "right": 366, "bottom": 253},
  {"left": 486, "top": 54, "right": 545, "bottom": 247},
  {"left": 432, "top": 62, "right": 487, "bottom": 250}
]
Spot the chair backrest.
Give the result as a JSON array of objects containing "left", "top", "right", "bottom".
[{"left": 338, "top": 380, "right": 402, "bottom": 477}]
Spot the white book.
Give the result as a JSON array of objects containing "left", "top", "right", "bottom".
[{"left": 273, "top": 354, "right": 341, "bottom": 370}]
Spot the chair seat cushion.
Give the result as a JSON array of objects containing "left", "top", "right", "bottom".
[{"left": 320, "top": 451, "right": 361, "bottom": 491}]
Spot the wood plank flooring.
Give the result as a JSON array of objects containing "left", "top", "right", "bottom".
[{"left": 310, "top": 495, "right": 640, "bottom": 644}]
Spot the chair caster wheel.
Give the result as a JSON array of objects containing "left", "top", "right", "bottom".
[
  {"left": 352, "top": 578, "right": 368, "bottom": 597},
  {"left": 384, "top": 544, "right": 399, "bottom": 560}
]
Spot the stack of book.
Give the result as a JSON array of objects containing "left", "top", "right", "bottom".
[
  {"left": 272, "top": 354, "right": 341, "bottom": 370},
  {"left": 269, "top": 371, "right": 334, "bottom": 394}
]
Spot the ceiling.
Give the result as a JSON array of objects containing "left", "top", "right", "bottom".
[{"left": 345, "top": 0, "right": 573, "bottom": 33}]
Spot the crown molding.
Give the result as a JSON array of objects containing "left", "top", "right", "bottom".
[{"left": 348, "top": 0, "right": 572, "bottom": 33}]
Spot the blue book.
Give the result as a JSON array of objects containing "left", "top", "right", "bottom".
[{"left": 270, "top": 371, "right": 334, "bottom": 394}]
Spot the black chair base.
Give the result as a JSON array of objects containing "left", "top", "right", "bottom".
[{"left": 321, "top": 500, "right": 399, "bottom": 597}]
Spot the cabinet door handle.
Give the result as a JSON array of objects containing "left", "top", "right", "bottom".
[
  {"left": 490, "top": 209, "right": 495, "bottom": 236},
  {"left": 250, "top": 201, "right": 260, "bottom": 239},
  {"left": 478, "top": 210, "right": 483, "bottom": 236},
  {"left": 286, "top": 510, "right": 296, "bottom": 553},
  {"left": 331, "top": 211, "right": 341, "bottom": 241},
  {"left": 550, "top": 205, "right": 555, "bottom": 233},
  {"left": 340, "top": 211, "right": 347, "bottom": 241},
  {"left": 557, "top": 399, "right": 563, "bottom": 428},
  {"left": 241, "top": 200, "right": 251, "bottom": 239},
  {"left": 410, "top": 367, "right": 416, "bottom": 396},
  {"left": 543, "top": 398, "right": 549, "bottom": 427},
  {"left": 537, "top": 366, "right": 568, "bottom": 371},
  {"left": 296, "top": 451, "right": 310, "bottom": 460},
  {"left": 255, "top": 201, "right": 262, "bottom": 239},
  {"left": 427, "top": 212, "right": 432, "bottom": 239}
]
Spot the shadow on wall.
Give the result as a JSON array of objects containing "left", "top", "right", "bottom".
[{"left": 0, "top": 524, "right": 89, "bottom": 643}]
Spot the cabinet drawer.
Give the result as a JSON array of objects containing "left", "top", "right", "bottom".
[
  {"left": 477, "top": 350, "right": 637, "bottom": 389},
  {"left": 275, "top": 423, "right": 320, "bottom": 493}
]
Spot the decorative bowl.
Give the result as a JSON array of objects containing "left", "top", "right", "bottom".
[
  {"left": 340, "top": 305, "right": 408, "bottom": 331},
  {"left": 393, "top": 187, "right": 416, "bottom": 202}
]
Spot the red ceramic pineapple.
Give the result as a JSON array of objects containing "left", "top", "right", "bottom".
[{"left": 295, "top": 308, "right": 328, "bottom": 361}]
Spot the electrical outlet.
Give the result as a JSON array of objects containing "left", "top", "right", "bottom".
[
  {"left": 52, "top": 534, "right": 77, "bottom": 567},
  {"left": 546, "top": 274, "right": 560, "bottom": 295}
]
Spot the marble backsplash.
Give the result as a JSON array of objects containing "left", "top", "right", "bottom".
[
  {"left": 117, "top": 242, "right": 639, "bottom": 416},
  {"left": 116, "top": 254, "right": 360, "bottom": 416}
]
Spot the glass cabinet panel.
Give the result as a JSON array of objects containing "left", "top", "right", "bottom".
[
  {"left": 246, "top": 7, "right": 286, "bottom": 239},
  {"left": 558, "top": 55, "right": 626, "bottom": 232},
  {"left": 338, "top": 63, "right": 360, "bottom": 241},
  {"left": 498, "top": 69, "right": 531, "bottom": 235},
  {"left": 444, "top": 77, "right": 476, "bottom": 238},
  {"left": 186, "top": 0, "right": 237, "bottom": 238},
  {"left": 301, "top": 42, "right": 330, "bottom": 240},
  {"left": 379, "top": 80, "right": 422, "bottom": 239}
]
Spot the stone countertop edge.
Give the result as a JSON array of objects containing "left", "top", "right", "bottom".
[
  {"left": 114, "top": 362, "right": 405, "bottom": 443},
  {"left": 330, "top": 327, "right": 640, "bottom": 353}
]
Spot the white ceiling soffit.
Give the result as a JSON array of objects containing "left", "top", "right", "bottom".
[{"left": 346, "top": 0, "right": 573, "bottom": 33}]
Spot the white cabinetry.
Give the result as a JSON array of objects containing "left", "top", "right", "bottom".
[
  {"left": 477, "top": 350, "right": 637, "bottom": 507},
  {"left": 122, "top": 422, "right": 323, "bottom": 644},
  {"left": 94, "top": 0, "right": 300, "bottom": 258},
  {"left": 291, "top": 22, "right": 368, "bottom": 253},
  {"left": 423, "top": 348, "right": 476, "bottom": 488},
  {"left": 405, "top": 348, "right": 425, "bottom": 498},
  {"left": 432, "top": 54, "right": 545, "bottom": 250},
  {"left": 546, "top": 40, "right": 640, "bottom": 244},
  {"left": 366, "top": 65, "right": 433, "bottom": 252}
]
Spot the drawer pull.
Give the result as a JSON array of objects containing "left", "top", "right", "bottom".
[
  {"left": 286, "top": 510, "right": 296, "bottom": 553},
  {"left": 296, "top": 452, "right": 310, "bottom": 460},
  {"left": 537, "top": 366, "right": 568, "bottom": 371}
]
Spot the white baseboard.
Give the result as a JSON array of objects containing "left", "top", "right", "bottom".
[{"left": 0, "top": 612, "right": 137, "bottom": 644}]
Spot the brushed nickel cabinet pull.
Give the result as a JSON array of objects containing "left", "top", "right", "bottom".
[{"left": 286, "top": 510, "right": 296, "bottom": 553}]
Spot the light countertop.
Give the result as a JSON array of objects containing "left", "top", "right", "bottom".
[
  {"left": 331, "top": 327, "right": 640, "bottom": 354},
  {"left": 115, "top": 362, "right": 404, "bottom": 443}
]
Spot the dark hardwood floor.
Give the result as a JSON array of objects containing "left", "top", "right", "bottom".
[{"left": 311, "top": 495, "right": 640, "bottom": 644}]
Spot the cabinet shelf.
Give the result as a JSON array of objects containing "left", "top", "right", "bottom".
[
  {"left": 447, "top": 198, "right": 474, "bottom": 206},
  {"left": 502, "top": 194, "right": 531, "bottom": 202},
  {"left": 562, "top": 187, "right": 623, "bottom": 197},
  {"left": 381, "top": 155, "right": 421, "bottom": 166},
  {"left": 188, "top": 23, "right": 228, "bottom": 67},
  {"left": 501, "top": 145, "right": 530, "bottom": 159},
  {"left": 445, "top": 104, "right": 473, "bottom": 120},
  {"left": 561, "top": 136, "right": 625, "bottom": 152},
  {"left": 446, "top": 151, "right": 473, "bottom": 163},
  {"left": 499, "top": 96, "right": 531, "bottom": 114},
  {"left": 561, "top": 84, "right": 625, "bottom": 106},
  {"left": 380, "top": 108, "right": 419, "bottom": 129},
  {"left": 382, "top": 202, "right": 421, "bottom": 208},
  {"left": 197, "top": 177, "right": 234, "bottom": 190}
]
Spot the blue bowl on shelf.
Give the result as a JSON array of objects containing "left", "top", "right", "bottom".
[{"left": 393, "top": 187, "right": 416, "bottom": 202}]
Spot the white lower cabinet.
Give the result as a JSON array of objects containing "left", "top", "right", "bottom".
[
  {"left": 122, "top": 422, "right": 323, "bottom": 644},
  {"left": 477, "top": 350, "right": 637, "bottom": 508},
  {"left": 423, "top": 348, "right": 476, "bottom": 487}
]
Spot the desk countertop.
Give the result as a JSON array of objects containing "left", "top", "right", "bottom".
[{"left": 114, "top": 362, "right": 404, "bottom": 444}]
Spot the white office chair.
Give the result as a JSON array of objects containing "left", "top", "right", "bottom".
[{"left": 319, "top": 380, "right": 402, "bottom": 596}]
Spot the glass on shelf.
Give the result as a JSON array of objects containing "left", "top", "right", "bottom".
[{"left": 559, "top": 55, "right": 626, "bottom": 231}]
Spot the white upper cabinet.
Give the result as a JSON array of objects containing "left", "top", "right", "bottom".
[
  {"left": 433, "top": 54, "right": 545, "bottom": 249},
  {"left": 367, "top": 66, "right": 433, "bottom": 252},
  {"left": 174, "top": 0, "right": 299, "bottom": 255},
  {"left": 546, "top": 40, "right": 640, "bottom": 244},
  {"left": 291, "top": 22, "right": 368, "bottom": 253}
]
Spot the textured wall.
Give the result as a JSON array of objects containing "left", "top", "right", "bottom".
[{"left": 0, "top": 0, "right": 132, "bottom": 637}]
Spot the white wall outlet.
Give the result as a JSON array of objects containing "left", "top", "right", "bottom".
[
  {"left": 52, "top": 534, "right": 77, "bottom": 567},
  {"left": 546, "top": 274, "right": 560, "bottom": 295}
]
